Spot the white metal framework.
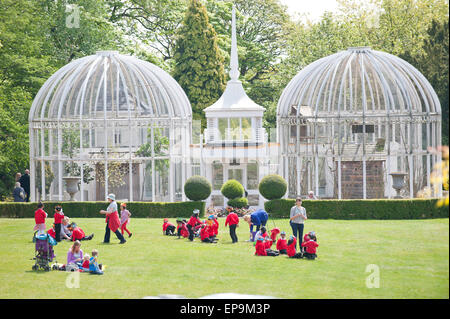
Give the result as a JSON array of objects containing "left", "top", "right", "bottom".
[
  {"left": 29, "top": 51, "right": 192, "bottom": 202},
  {"left": 277, "top": 47, "right": 442, "bottom": 199}
]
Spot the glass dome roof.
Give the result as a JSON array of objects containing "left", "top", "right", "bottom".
[
  {"left": 277, "top": 47, "right": 441, "bottom": 118},
  {"left": 29, "top": 51, "right": 191, "bottom": 122}
]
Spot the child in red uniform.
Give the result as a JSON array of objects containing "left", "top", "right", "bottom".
[
  {"left": 68, "top": 223, "right": 94, "bottom": 241},
  {"left": 47, "top": 224, "right": 56, "bottom": 239},
  {"left": 287, "top": 235, "right": 303, "bottom": 258},
  {"left": 211, "top": 215, "right": 219, "bottom": 239},
  {"left": 53, "top": 205, "right": 64, "bottom": 242},
  {"left": 255, "top": 237, "right": 279, "bottom": 256},
  {"left": 200, "top": 224, "right": 218, "bottom": 243},
  {"left": 176, "top": 219, "right": 189, "bottom": 239},
  {"left": 81, "top": 254, "right": 90, "bottom": 272},
  {"left": 301, "top": 235, "right": 319, "bottom": 260},
  {"left": 276, "top": 231, "right": 288, "bottom": 254},
  {"left": 225, "top": 211, "right": 239, "bottom": 243},
  {"left": 187, "top": 209, "right": 202, "bottom": 241},
  {"left": 34, "top": 202, "right": 47, "bottom": 234},
  {"left": 163, "top": 218, "right": 176, "bottom": 236}
]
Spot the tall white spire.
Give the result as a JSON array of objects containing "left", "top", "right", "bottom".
[{"left": 229, "top": 4, "right": 240, "bottom": 81}]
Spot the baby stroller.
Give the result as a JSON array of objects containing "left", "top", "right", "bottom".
[{"left": 32, "top": 232, "right": 58, "bottom": 271}]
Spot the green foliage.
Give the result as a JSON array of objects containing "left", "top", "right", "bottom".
[
  {"left": 264, "top": 198, "right": 450, "bottom": 219},
  {"left": 405, "top": 18, "right": 449, "bottom": 145},
  {"left": 258, "top": 174, "right": 287, "bottom": 200},
  {"left": 0, "top": 201, "right": 206, "bottom": 218},
  {"left": 227, "top": 197, "right": 248, "bottom": 208},
  {"left": 172, "top": 0, "right": 227, "bottom": 128},
  {"left": 221, "top": 179, "right": 244, "bottom": 199},
  {"left": 184, "top": 175, "right": 212, "bottom": 201}
]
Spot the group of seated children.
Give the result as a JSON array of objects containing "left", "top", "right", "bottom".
[
  {"left": 255, "top": 228, "right": 319, "bottom": 259},
  {"left": 162, "top": 210, "right": 219, "bottom": 243},
  {"left": 286, "top": 231, "right": 319, "bottom": 260}
]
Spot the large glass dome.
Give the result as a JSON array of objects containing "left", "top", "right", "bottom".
[
  {"left": 277, "top": 47, "right": 442, "bottom": 199},
  {"left": 29, "top": 51, "right": 192, "bottom": 202}
]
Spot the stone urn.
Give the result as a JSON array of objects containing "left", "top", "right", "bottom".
[
  {"left": 389, "top": 172, "right": 406, "bottom": 198},
  {"left": 63, "top": 176, "right": 81, "bottom": 201}
]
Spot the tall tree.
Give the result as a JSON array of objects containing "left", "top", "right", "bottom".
[
  {"left": 172, "top": 0, "right": 227, "bottom": 126},
  {"left": 410, "top": 19, "right": 449, "bottom": 145}
]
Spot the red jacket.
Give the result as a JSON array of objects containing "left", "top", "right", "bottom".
[
  {"left": 276, "top": 238, "right": 288, "bottom": 251},
  {"left": 255, "top": 241, "right": 267, "bottom": 256},
  {"left": 47, "top": 228, "right": 56, "bottom": 239},
  {"left": 225, "top": 213, "right": 239, "bottom": 226},
  {"left": 200, "top": 226, "right": 210, "bottom": 241},
  {"left": 270, "top": 228, "right": 280, "bottom": 242},
  {"left": 71, "top": 227, "right": 85, "bottom": 241},
  {"left": 177, "top": 223, "right": 189, "bottom": 238},
  {"left": 163, "top": 221, "right": 174, "bottom": 232},
  {"left": 302, "top": 240, "right": 319, "bottom": 254},
  {"left": 34, "top": 208, "right": 47, "bottom": 224},
  {"left": 211, "top": 219, "right": 219, "bottom": 236},
  {"left": 287, "top": 237, "right": 297, "bottom": 257},
  {"left": 264, "top": 239, "right": 273, "bottom": 249},
  {"left": 54, "top": 212, "right": 64, "bottom": 224},
  {"left": 82, "top": 260, "right": 90, "bottom": 269},
  {"left": 187, "top": 216, "right": 202, "bottom": 227},
  {"left": 106, "top": 211, "right": 121, "bottom": 232}
]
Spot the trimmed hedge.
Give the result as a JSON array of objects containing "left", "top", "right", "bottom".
[
  {"left": 264, "top": 198, "right": 449, "bottom": 219},
  {"left": 184, "top": 175, "right": 212, "bottom": 201},
  {"left": 221, "top": 179, "right": 244, "bottom": 199},
  {"left": 227, "top": 197, "right": 249, "bottom": 209},
  {"left": 0, "top": 201, "right": 206, "bottom": 219},
  {"left": 259, "top": 174, "right": 287, "bottom": 200}
]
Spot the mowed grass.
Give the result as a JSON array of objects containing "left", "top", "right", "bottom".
[{"left": 0, "top": 218, "right": 448, "bottom": 299}]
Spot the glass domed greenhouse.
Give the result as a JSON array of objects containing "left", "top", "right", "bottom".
[
  {"left": 28, "top": 36, "right": 442, "bottom": 203},
  {"left": 277, "top": 47, "right": 442, "bottom": 199},
  {"left": 29, "top": 51, "right": 192, "bottom": 202}
]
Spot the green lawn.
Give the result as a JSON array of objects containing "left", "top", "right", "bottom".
[{"left": 0, "top": 218, "right": 448, "bottom": 299}]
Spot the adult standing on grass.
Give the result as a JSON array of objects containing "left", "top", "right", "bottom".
[
  {"left": 99, "top": 194, "right": 126, "bottom": 244},
  {"left": 290, "top": 197, "right": 307, "bottom": 249}
]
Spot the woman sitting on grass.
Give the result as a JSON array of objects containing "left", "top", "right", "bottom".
[{"left": 67, "top": 240, "right": 84, "bottom": 269}]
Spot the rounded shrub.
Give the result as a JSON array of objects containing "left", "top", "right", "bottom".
[
  {"left": 184, "top": 175, "right": 212, "bottom": 201},
  {"left": 221, "top": 179, "right": 244, "bottom": 199},
  {"left": 258, "top": 174, "right": 287, "bottom": 200},
  {"left": 227, "top": 197, "right": 248, "bottom": 208}
]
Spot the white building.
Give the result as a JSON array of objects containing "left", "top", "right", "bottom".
[{"left": 28, "top": 6, "right": 441, "bottom": 205}]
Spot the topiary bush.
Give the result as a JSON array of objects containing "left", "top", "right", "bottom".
[
  {"left": 258, "top": 174, "right": 287, "bottom": 200},
  {"left": 221, "top": 179, "right": 244, "bottom": 199},
  {"left": 227, "top": 197, "right": 248, "bottom": 209},
  {"left": 184, "top": 175, "right": 212, "bottom": 201}
]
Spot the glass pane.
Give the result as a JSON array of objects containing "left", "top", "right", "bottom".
[
  {"left": 219, "top": 118, "right": 227, "bottom": 140},
  {"left": 230, "top": 118, "right": 240, "bottom": 140},
  {"left": 212, "top": 162, "right": 223, "bottom": 190},
  {"left": 242, "top": 117, "right": 252, "bottom": 140},
  {"left": 155, "top": 159, "right": 169, "bottom": 201},
  {"left": 142, "top": 160, "right": 152, "bottom": 201},
  {"left": 247, "top": 162, "right": 258, "bottom": 189},
  {"left": 228, "top": 169, "right": 243, "bottom": 184}
]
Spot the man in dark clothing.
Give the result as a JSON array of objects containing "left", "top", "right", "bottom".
[{"left": 19, "top": 169, "right": 30, "bottom": 202}]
